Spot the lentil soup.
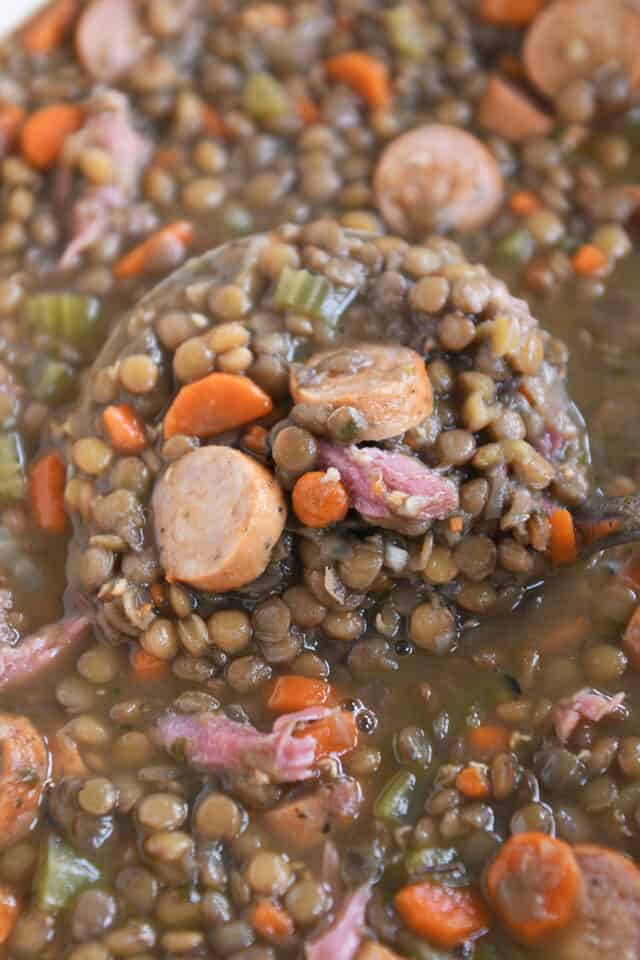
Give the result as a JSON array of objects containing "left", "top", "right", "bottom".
[{"left": 1, "top": 2, "right": 640, "bottom": 959}]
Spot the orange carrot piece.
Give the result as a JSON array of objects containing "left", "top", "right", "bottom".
[
  {"left": 103, "top": 404, "right": 148, "bottom": 454},
  {"left": 242, "top": 424, "right": 269, "bottom": 456},
  {"left": 267, "top": 676, "right": 331, "bottom": 714},
  {"left": 252, "top": 900, "right": 294, "bottom": 941},
  {"left": 540, "top": 614, "right": 590, "bottom": 656},
  {"left": 292, "top": 471, "right": 350, "bottom": 528},
  {"left": 114, "top": 221, "right": 194, "bottom": 280},
  {"left": 296, "top": 95, "right": 321, "bottom": 126},
  {"left": 163, "top": 372, "right": 273, "bottom": 440},
  {"left": 572, "top": 243, "right": 608, "bottom": 278},
  {"left": 0, "top": 103, "right": 26, "bottom": 156},
  {"left": 623, "top": 604, "right": 640, "bottom": 670},
  {"left": 456, "top": 765, "right": 490, "bottom": 799},
  {"left": 29, "top": 452, "right": 67, "bottom": 535},
  {"left": 325, "top": 52, "right": 392, "bottom": 109},
  {"left": 485, "top": 832, "right": 581, "bottom": 944},
  {"left": 549, "top": 508, "right": 577, "bottom": 566},
  {"left": 132, "top": 648, "right": 170, "bottom": 681},
  {"left": 394, "top": 881, "right": 489, "bottom": 949},
  {"left": 449, "top": 516, "right": 464, "bottom": 533},
  {"left": 467, "top": 724, "right": 510, "bottom": 759},
  {"left": 21, "top": 0, "right": 78, "bottom": 55},
  {"left": 241, "top": 3, "right": 290, "bottom": 31},
  {"left": 0, "top": 886, "right": 20, "bottom": 945},
  {"left": 201, "top": 105, "right": 229, "bottom": 140},
  {"left": 20, "top": 102, "right": 83, "bottom": 171},
  {"left": 480, "top": 0, "right": 546, "bottom": 25},
  {"left": 510, "top": 190, "right": 541, "bottom": 216},
  {"left": 357, "top": 942, "right": 404, "bottom": 960},
  {"left": 297, "top": 710, "right": 358, "bottom": 759}
]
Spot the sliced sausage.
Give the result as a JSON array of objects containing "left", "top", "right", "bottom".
[
  {"left": 75, "top": 0, "right": 149, "bottom": 82},
  {"left": 477, "top": 75, "right": 554, "bottom": 143},
  {"left": 0, "top": 714, "right": 48, "bottom": 850},
  {"left": 555, "top": 844, "right": 640, "bottom": 960},
  {"left": 152, "top": 445, "right": 286, "bottom": 593},
  {"left": 290, "top": 343, "right": 432, "bottom": 442},
  {"left": 373, "top": 124, "right": 504, "bottom": 235},
  {"left": 524, "top": 0, "right": 640, "bottom": 99}
]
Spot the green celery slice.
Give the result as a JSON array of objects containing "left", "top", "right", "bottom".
[
  {"left": 0, "top": 432, "right": 25, "bottom": 502},
  {"left": 243, "top": 72, "right": 290, "bottom": 119},
  {"left": 385, "top": 5, "right": 426, "bottom": 59},
  {"left": 36, "top": 835, "right": 101, "bottom": 913},
  {"left": 25, "top": 292, "right": 102, "bottom": 352},
  {"left": 374, "top": 769, "right": 416, "bottom": 822},
  {"left": 29, "top": 357, "right": 75, "bottom": 404},
  {"left": 274, "top": 267, "right": 357, "bottom": 323}
]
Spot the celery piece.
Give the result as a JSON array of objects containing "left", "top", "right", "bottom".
[
  {"left": 385, "top": 5, "right": 426, "bottom": 60},
  {"left": 0, "top": 432, "right": 25, "bottom": 502},
  {"left": 36, "top": 835, "right": 101, "bottom": 913},
  {"left": 243, "top": 72, "right": 290, "bottom": 120},
  {"left": 374, "top": 769, "right": 416, "bottom": 822},
  {"left": 25, "top": 292, "right": 102, "bottom": 352},
  {"left": 274, "top": 267, "right": 357, "bottom": 323},
  {"left": 29, "top": 357, "right": 75, "bottom": 404}
]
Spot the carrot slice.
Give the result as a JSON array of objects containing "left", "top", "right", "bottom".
[
  {"left": 296, "top": 95, "right": 321, "bottom": 125},
  {"left": 325, "top": 52, "right": 392, "bottom": 109},
  {"left": 456, "top": 765, "right": 490, "bottom": 799},
  {"left": 114, "top": 221, "right": 194, "bottom": 280},
  {"left": 21, "top": 0, "right": 78, "bottom": 55},
  {"left": 132, "top": 648, "right": 169, "bottom": 681},
  {"left": 20, "top": 103, "right": 84, "bottom": 171},
  {"left": 394, "top": 881, "right": 489, "bottom": 948},
  {"left": 102, "top": 404, "right": 148, "bottom": 454},
  {"left": 29, "top": 452, "right": 67, "bottom": 535},
  {"left": 467, "top": 724, "right": 510, "bottom": 759},
  {"left": 549, "top": 508, "right": 577, "bottom": 566},
  {"left": 485, "top": 832, "right": 582, "bottom": 944},
  {"left": 201, "top": 105, "right": 229, "bottom": 141},
  {"left": 252, "top": 900, "right": 294, "bottom": 941},
  {"left": 0, "top": 104, "right": 26, "bottom": 156},
  {"left": 163, "top": 372, "right": 273, "bottom": 440},
  {"left": 478, "top": 74, "right": 553, "bottom": 143},
  {"left": 297, "top": 710, "right": 358, "bottom": 759},
  {"left": 292, "top": 471, "right": 350, "bottom": 528},
  {"left": 572, "top": 244, "right": 608, "bottom": 278},
  {"left": 267, "top": 676, "right": 331, "bottom": 714},
  {"left": 0, "top": 886, "right": 20, "bottom": 945},
  {"left": 510, "top": 190, "right": 541, "bottom": 216},
  {"left": 480, "top": 0, "right": 546, "bottom": 24}
]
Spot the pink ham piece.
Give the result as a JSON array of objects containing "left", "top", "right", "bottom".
[
  {"left": 317, "top": 441, "right": 458, "bottom": 521},
  {"left": 75, "top": 0, "right": 149, "bottom": 82},
  {"left": 552, "top": 688, "right": 626, "bottom": 743},
  {"left": 0, "top": 617, "right": 90, "bottom": 691},
  {"left": 156, "top": 706, "right": 334, "bottom": 783},
  {"left": 306, "top": 885, "right": 372, "bottom": 960}
]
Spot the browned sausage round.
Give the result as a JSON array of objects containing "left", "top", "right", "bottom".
[
  {"left": 373, "top": 123, "right": 504, "bottom": 235},
  {"left": 555, "top": 844, "right": 640, "bottom": 960},
  {"left": 524, "top": 0, "right": 640, "bottom": 99},
  {"left": 152, "top": 446, "right": 286, "bottom": 593},
  {"left": 290, "top": 343, "right": 432, "bottom": 442}
]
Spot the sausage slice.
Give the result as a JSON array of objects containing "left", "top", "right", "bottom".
[
  {"left": 556, "top": 844, "right": 640, "bottom": 960},
  {"left": 477, "top": 75, "right": 553, "bottom": 143},
  {"left": 524, "top": 0, "right": 640, "bottom": 99},
  {"left": 152, "top": 446, "right": 286, "bottom": 593},
  {"left": 374, "top": 124, "right": 504, "bottom": 235},
  {"left": 290, "top": 343, "right": 432, "bottom": 442}
]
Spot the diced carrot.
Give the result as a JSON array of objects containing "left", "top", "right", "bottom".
[
  {"left": 240, "top": 3, "right": 290, "bottom": 31},
  {"left": 394, "top": 881, "right": 489, "bottom": 948},
  {"left": 292, "top": 470, "right": 350, "bottom": 528},
  {"left": 252, "top": 899, "right": 294, "bottom": 941},
  {"left": 540, "top": 614, "right": 590, "bottom": 656},
  {"left": 102, "top": 404, "right": 148, "bottom": 454},
  {"left": 448, "top": 516, "right": 464, "bottom": 533},
  {"left": 297, "top": 710, "right": 358, "bottom": 759},
  {"left": 0, "top": 103, "right": 26, "bottom": 156},
  {"left": 480, "top": 0, "right": 546, "bottom": 25},
  {"left": 357, "top": 942, "right": 403, "bottom": 960},
  {"left": 21, "top": 0, "right": 78, "bottom": 55},
  {"left": 467, "top": 724, "right": 510, "bottom": 759},
  {"left": 510, "top": 190, "right": 541, "bottom": 217},
  {"left": 20, "top": 102, "right": 83, "bottom": 171},
  {"left": 485, "top": 832, "right": 581, "bottom": 944},
  {"left": 132, "top": 648, "right": 170, "bottom": 681},
  {"left": 478, "top": 75, "right": 553, "bottom": 143},
  {"left": 29, "top": 452, "right": 67, "bottom": 535},
  {"left": 549, "top": 508, "right": 577, "bottom": 566},
  {"left": 114, "top": 221, "right": 194, "bottom": 280},
  {"left": 201, "top": 105, "right": 229, "bottom": 140},
  {"left": 456, "top": 764, "right": 491, "bottom": 799},
  {"left": 623, "top": 604, "right": 640, "bottom": 670},
  {"left": 0, "top": 886, "right": 20, "bottom": 945},
  {"left": 163, "top": 372, "right": 273, "bottom": 440},
  {"left": 571, "top": 243, "right": 609, "bottom": 278},
  {"left": 267, "top": 676, "right": 331, "bottom": 714},
  {"left": 242, "top": 424, "right": 269, "bottom": 456},
  {"left": 50, "top": 728, "right": 89, "bottom": 779},
  {"left": 325, "top": 52, "right": 392, "bottom": 109},
  {"left": 296, "top": 95, "right": 321, "bottom": 126}
]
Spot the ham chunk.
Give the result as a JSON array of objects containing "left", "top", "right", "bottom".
[
  {"left": 156, "top": 706, "right": 333, "bottom": 783},
  {"left": 0, "top": 617, "right": 90, "bottom": 692},
  {"left": 306, "top": 885, "right": 372, "bottom": 960},
  {"left": 290, "top": 344, "right": 432, "bottom": 442},
  {"left": 317, "top": 442, "right": 458, "bottom": 524},
  {"left": 75, "top": 0, "right": 149, "bottom": 82},
  {"left": 552, "top": 688, "right": 626, "bottom": 743}
]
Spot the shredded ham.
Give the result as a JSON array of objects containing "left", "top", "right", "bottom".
[
  {"left": 0, "top": 618, "right": 90, "bottom": 691},
  {"left": 552, "top": 688, "right": 626, "bottom": 743},
  {"left": 156, "top": 706, "right": 333, "bottom": 783},
  {"left": 306, "top": 885, "right": 372, "bottom": 960},
  {"left": 317, "top": 442, "right": 458, "bottom": 522},
  {"left": 75, "top": 0, "right": 149, "bottom": 82}
]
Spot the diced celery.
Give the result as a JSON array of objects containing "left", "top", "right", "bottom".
[
  {"left": 273, "top": 267, "right": 357, "bottom": 323},
  {"left": 496, "top": 229, "right": 534, "bottom": 263},
  {"left": 0, "top": 432, "right": 25, "bottom": 502},
  {"left": 385, "top": 5, "right": 426, "bottom": 60},
  {"left": 29, "top": 357, "right": 75, "bottom": 404},
  {"left": 36, "top": 835, "right": 101, "bottom": 913},
  {"left": 404, "top": 845, "right": 459, "bottom": 876},
  {"left": 374, "top": 769, "right": 416, "bottom": 822},
  {"left": 243, "top": 72, "right": 290, "bottom": 120},
  {"left": 25, "top": 292, "right": 102, "bottom": 352}
]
